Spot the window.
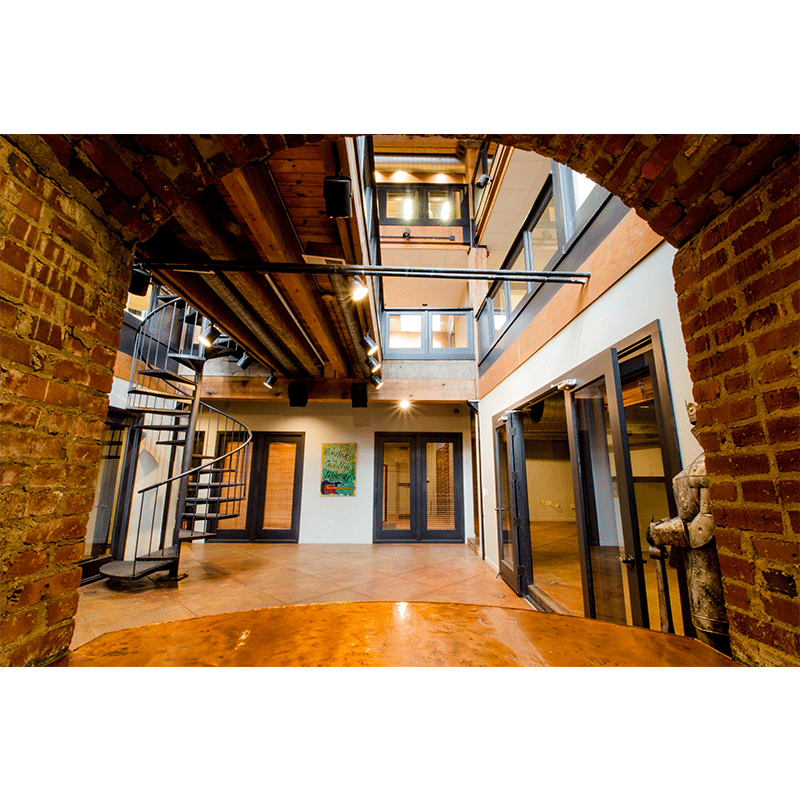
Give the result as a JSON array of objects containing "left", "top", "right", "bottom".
[
  {"left": 553, "top": 163, "right": 610, "bottom": 247},
  {"left": 382, "top": 309, "right": 474, "bottom": 359},
  {"left": 378, "top": 184, "right": 468, "bottom": 227},
  {"left": 476, "top": 165, "right": 611, "bottom": 361}
]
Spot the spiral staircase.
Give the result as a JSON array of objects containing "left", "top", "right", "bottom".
[{"left": 99, "top": 291, "right": 252, "bottom": 581}]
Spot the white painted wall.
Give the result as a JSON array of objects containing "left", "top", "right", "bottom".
[
  {"left": 477, "top": 242, "right": 702, "bottom": 570},
  {"left": 203, "top": 400, "right": 474, "bottom": 544}
]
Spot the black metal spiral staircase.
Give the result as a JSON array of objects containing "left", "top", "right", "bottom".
[{"left": 99, "top": 292, "right": 252, "bottom": 582}]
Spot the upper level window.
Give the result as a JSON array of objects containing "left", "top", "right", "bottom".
[
  {"left": 553, "top": 163, "right": 610, "bottom": 247},
  {"left": 383, "top": 309, "right": 474, "bottom": 360},
  {"left": 378, "top": 184, "right": 468, "bottom": 227}
]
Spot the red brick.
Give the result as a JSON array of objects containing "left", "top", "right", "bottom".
[
  {"left": 731, "top": 423, "right": 766, "bottom": 447},
  {"left": 778, "top": 479, "right": 800, "bottom": 504},
  {"left": 728, "top": 608, "right": 800, "bottom": 659},
  {"left": 771, "top": 227, "right": 799, "bottom": 260},
  {"left": 55, "top": 541, "right": 85, "bottom": 565},
  {"left": 762, "top": 594, "right": 800, "bottom": 627},
  {"left": 5, "top": 624, "right": 74, "bottom": 667},
  {"left": 716, "top": 528, "right": 743, "bottom": 554},
  {"left": 0, "top": 609, "right": 38, "bottom": 644},
  {"left": 714, "top": 506, "right": 783, "bottom": 534},
  {"left": 29, "top": 464, "right": 67, "bottom": 487},
  {"left": 776, "top": 448, "right": 800, "bottom": 473},
  {"left": 0, "top": 239, "right": 30, "bottom": 271},
  {"left": 759, "top": 355, "right": 795, "bottom": 384},
  {"left": 761, "top": 568, "right": 797, "bottom": 597},
  {"left": 752, "top": 321, "right": 800, "bottom": 357},
  {"left": 707, "top": 453, "right": 770, "bottom": 477},
  {"left": 709, "top": 481, "right": 738, "bottom": 502},
  {"left": 764, "top": 386, "right": 800, "bottom": 413},
  {"left": 723, "top": 581, "right": 751, "bottom": 612},
  {"left": 719, "top": 552, "right": 756, "bottom": 583},
  {"left": 2, "top": 549, "right": 48, "bottom": 579},
  {"left": 766, "top": 415, "right": 800, "bottom": 444},
  {"left": 46, "top": 592, "right": 80, "bottom": 626},
  {"left": 25, "top": 517, "right": 85, "bottom": 544},
  {"left": 742, "top": 480, "right": 778, "bottom": 504},
  {"left": 724, "top": 372, "right": 752, "bottom": 394}
]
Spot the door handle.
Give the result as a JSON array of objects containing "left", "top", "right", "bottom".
[{"left": 618, "top": 554, "right": 636, "bottom": 566}]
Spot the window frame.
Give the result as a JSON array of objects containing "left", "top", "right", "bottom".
[
  {"left": 552, "top": 162, "right": 611, "bottom": 250},
  {"left": 381, "top": 307, "right": 474, "bottom": 360},
  {"left": 377, "top": 183, "right": 469, "bottom": 227}
]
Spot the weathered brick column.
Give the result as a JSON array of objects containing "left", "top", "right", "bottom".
[
  {"left": 670, "top": 156, "right": 799, "bottom": 665},
  {"left": 0, "top": 139, "right": 131, "bottom": 666}
]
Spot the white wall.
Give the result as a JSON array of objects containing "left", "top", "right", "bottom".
[
  {"left": 204, "top": 400, "right": 474, "bottom": 544},
  {"left": 477, "top": 242, "right": 702, "bottom": 570}
]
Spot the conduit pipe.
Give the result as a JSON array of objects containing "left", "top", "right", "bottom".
[
  {"left": 329, "top": 274, "right": 373, "bottom": 379},
  {"left": 201, "top": 272, "right": 306, "bottom": 377}
]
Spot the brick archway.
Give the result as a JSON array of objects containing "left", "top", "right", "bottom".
[{"left": 1, "top": 134, "right": 797, "bottom": 666}]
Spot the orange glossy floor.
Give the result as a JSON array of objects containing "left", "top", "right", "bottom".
[
  {"left": 72, "top": 542, "right": 533, "bottom": 648},
  {"left": 69, "top": 542, "right": 738, "bottom": 667}
]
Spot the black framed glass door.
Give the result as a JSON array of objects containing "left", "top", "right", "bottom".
[
  {"left": 374, "top": 433, "right": 464, "bottom": 543},
  {"left": 566, "top": 349, "right": 647, "bottom": 627},
  {"left": 494, "top": 411, "right": 532, "bottom": 595},
  {"left": 214, "top": 432, "right": 304, "bottom": 542}
]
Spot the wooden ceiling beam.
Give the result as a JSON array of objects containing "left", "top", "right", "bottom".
[{"left": 221, "top": 164, "right": 352, "bottom": 377}]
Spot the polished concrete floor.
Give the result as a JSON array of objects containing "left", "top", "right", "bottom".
[{"left": 73, "top": 542, "right": 533, "bottom": 649}]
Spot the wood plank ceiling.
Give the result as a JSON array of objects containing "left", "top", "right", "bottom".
[{"left": 135, "top": 138, "right": 370, "bottom": 382}]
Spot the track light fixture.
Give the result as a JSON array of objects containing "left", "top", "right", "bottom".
[
  {"left": 236, "top": 352, "right": 254, "bottom": 370},
  {"left": 348, "top": 276, "right": 369, "bottom": 301},
  {"left": 263, "top": 372, "right": 277, "bottom": 389},
  {"left": 364, "top": 355, "right": 381, "bottom": 374},
  {"left": 370, "top": 374, "right": 383, "bottom": 389},
  {"left": 360, "top": 334, "right": 378, "bottom": 356},
  {"left": 199, "top": 321, "right": 221, "bottom": 348}
]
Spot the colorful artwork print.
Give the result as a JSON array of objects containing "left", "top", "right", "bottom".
[{"left": 321, "top": 443, "right": 357, "bottom": 496}]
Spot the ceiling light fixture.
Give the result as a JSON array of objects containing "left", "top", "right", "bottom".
[
  {"left": 365, "top": 355, "right": 381, "bottom": 374},
  {"left": 263, "top": 372, "right": 277, "bottom": 389},
  {"left": 349, "top": 276, "right": 369, "bottom": 301},
  {"left": 360, "top": 334, "right": 379, "bottom": 356},
  {"left": 370, "top": 374, "right": 383, "bottom": 389},
  {"left": 400, "top": 399, "right": 410, "bottom": 409},
  {"left": 199, "top": 321, "right": 221, "bottom": 348},
  {"left": 236, "top": 352, "right": 253, "bottom": 370}
]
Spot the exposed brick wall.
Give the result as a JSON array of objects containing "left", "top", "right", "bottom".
[
  {"left": 669, "top": 156, "right": 800, "bottom": 666},
  {"left": 0, "top": 138, "right": 131, "bottom": 666}
]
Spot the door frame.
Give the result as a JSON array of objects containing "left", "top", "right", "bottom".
[{"left": 373, "top": 432, "right": 465, "bottom": 543}]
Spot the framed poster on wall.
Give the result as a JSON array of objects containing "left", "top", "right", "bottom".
[{"left": 321, "top": 443, "right": 357, "bottom": 496}]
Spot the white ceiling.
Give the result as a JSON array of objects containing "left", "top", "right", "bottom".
[
  {"left": 378, "top": 147, "right": 552, "bottom": 309},
  {"left": 479, "top": 149, "right": 552, "bottom": 269}
]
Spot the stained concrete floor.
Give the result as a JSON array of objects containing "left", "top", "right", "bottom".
[{"left": 73, "top": 542, "right": 533, "bottom": 649}]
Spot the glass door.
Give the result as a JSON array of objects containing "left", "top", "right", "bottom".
[
  {"left": 566, "top": 348, "right": 649, "bottom": 627},
  {"left": 494, "top": 412, "right": 532, "bottom": 595},
  {"left": 374, "top": 433, "right": 464, "bottom": 542},
  {"left": 213, "top": 432, "right": 304, "bottom": 542}
]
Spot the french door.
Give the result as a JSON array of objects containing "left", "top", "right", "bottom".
[
  {"left": 373, "top": 433, "right": 464, "bottom": 543},
  {"left": 213, "top": 432, "right": 304, "bottom": 542}
]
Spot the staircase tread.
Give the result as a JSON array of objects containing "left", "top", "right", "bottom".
[
  {"left": 139, "top": 368, "right": 197, "bottom": 385},
  {"left": 99, "top": 559, "right": 175, "bottom": 580}
]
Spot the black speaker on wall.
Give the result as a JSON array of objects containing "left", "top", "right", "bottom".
[
  {"left": 288, "top": 382, "right": 308, "bottom": 407},
  {"left": 351, "top": 383, "right": 368, "bottom": 408}
]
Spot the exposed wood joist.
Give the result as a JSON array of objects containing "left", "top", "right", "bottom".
[{"left": 220, "top": 163, "right": 353, "bottom": 377}]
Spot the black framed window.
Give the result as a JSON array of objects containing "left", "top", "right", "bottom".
[
  {"left": 378, "top": 183, "right": 468, "bottom": 227},
  {"left": 381, "top": 308, "right": 474, "bottom": 360},
  {"left": 552, "top": 162, "right": 610, "bottom": 250}
]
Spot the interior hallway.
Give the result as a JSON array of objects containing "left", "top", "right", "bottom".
[{"left": 73, "top": 542, "right": 533, "bottom": 648}]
